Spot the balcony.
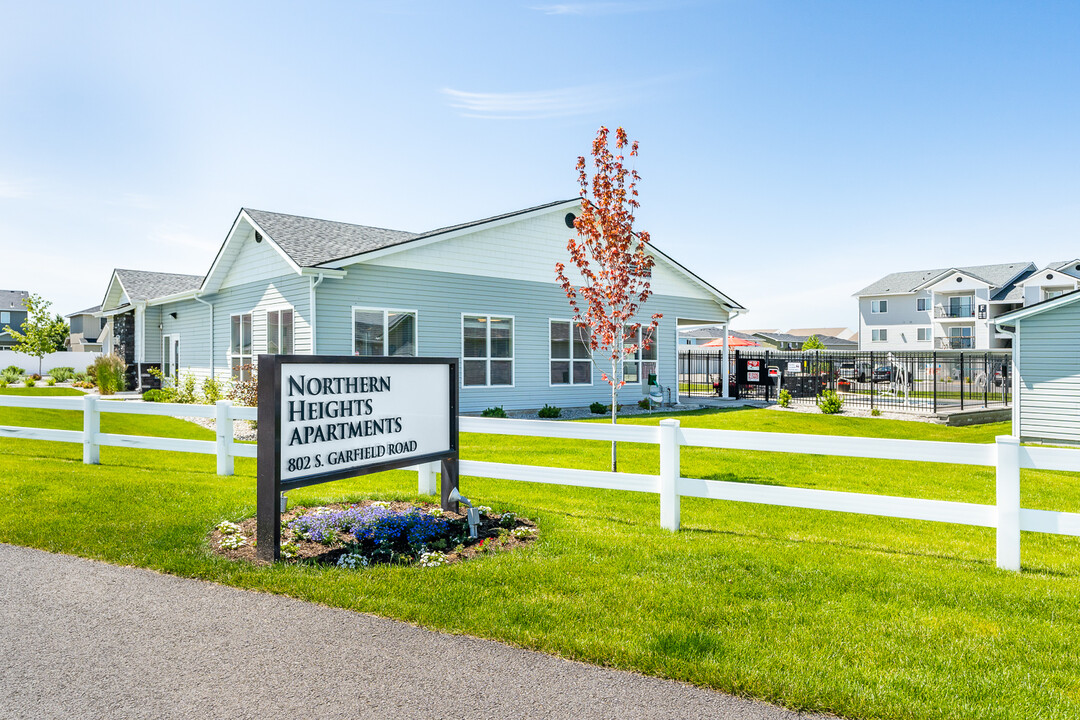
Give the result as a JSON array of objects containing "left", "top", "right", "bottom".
[
  {"left": 937, "top": 336, "right": 975, "bottom": 350},
  {"left": 934, "top": 304, "right": 975, "bottom": 319}
]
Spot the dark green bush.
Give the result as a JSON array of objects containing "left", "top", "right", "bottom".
[
  {"left": 537, "top": 404, "right": 561, "bottom": 419},
  {"left": 142, "top": 388, "right": 176, "bottom": 403},
  {"left": 817, "top": 389, "right": 844, "bottom": 415},
  {"left": 49, "top": 367, "right": 75, "bottom": 382},
  {"left": 3, "top": 365, "right": 25, "bottom": 376},
  {"left": 589, "top": 401, "right": 607, "bottom": 414},
  {"left": 481, "top": 406, "right": 507, "bottom": 418}
]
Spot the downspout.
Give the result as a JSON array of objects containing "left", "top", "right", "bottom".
[
  {"left": 193, "top": 294, "right": 215, "bottom": 378},
  {"left": 309, "top": 273, "right": 326, "bottom": 354}
]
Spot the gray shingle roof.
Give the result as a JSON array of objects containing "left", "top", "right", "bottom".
[
  {"left": 854, "top": 262, "right": 1034, "bottom": 296},
  {"left": 679, "top": 327, "right": 758, "bottom": 341},
  {"left": 245, "top": 199, "right": 579, "bottom": 268},
  {"left": 0, "top": 289, "right": 29, "bottom": 310},
  {"left": 755, "top": 332, "right": 857, "bottom": 347},
  {"left": 66, "top": 304, "right": 102, "bottom": 317},
  {"left": 243, "top": 209, "right": 420, "bottom": 268},
  {"left": 115, "top": 269, "right": 203, "bottom": 302}
]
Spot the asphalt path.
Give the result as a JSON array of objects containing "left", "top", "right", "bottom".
[{"left": 0, "top": 544, "right": 832, "bottom": 719}]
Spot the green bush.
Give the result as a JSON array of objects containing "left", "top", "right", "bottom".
[
  {"left": 93, "top": 354, "right": 127, "bottom": 395},
  {"left": 481, "top": 406, "right": 507, "bottom": 418},
  {"left": 46, "top": 377, "right": 56, "bottom": 386},
  {"left": 638, "top": 398, "right": 653, "bottom": 410},
  {"left": 589, "top": 401, "right": 607, "bottom": 414},
  {"left": 142, "top": 388, "right": 176, "bottom": 403},
  {"left": 817, "top": 389, "right": 844, "bottom": 415},
  {"left": 3, "top": 365, "right": 25, "bottom": 376},
  {"left": 871, "top": 408, "right": 882, "bottom": 417},
  {"left": 778, "top": 389, "right": 792, "bottom": 408},
  {"left": 0, "top": 368, "right": 20, "bottom": 384},
  {"left": 202, "top": 377, "right": 223, "bottom": 404},
  {"left": 0, "top": 380, "right": 7, "bottom": 389},
  {"left": 176, "top": 373, "right": 197, "bottom": 404},
  {"left": 23, "top": 378, "right": 35, "bottom": 387},
  {"left": 49, "top": 366, "right": 75, "bottom": 383},
  {"left": 538, "top": 404, "right": 562, "bottom": 419}
]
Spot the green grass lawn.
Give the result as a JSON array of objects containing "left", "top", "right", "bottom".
[{"left": 1, "top": 392, "right": 1079, "bottom": 720}]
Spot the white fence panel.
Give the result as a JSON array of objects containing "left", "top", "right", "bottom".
[
  {"left": 459, "top": 459, "right": 659, "bottom": 494},
  {"left": 0, "top": 350, "right": 99, "bottom": 374},
  {"left": 0, "top": 425, "right": 82, "bottom": 443}
]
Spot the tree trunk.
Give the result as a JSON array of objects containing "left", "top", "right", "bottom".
[{"left": 610, "top": 360, "right": 618, "bottom": 472}]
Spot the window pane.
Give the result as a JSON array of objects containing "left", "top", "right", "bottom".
[
  {"left": 489, "top": 317, "right": 512, "bottom": 358},
  {"left": 464, "top": 316, "right": 487, "bottom": 358},
  {"left": 550, "top": 321, "right": 570, "bottom": 359},
  {"left": 267, "top": 311, "right": 279, "bottom": 355},
  {"left": 573, "top": 324, "right": 591, "bottom": 360},
  {"left": 573, "top": 361, "right": 591, "bottom": 384},
  {"left": 624, "top": 362, "right": 639, "bottom": 383},
  {"left": 354, "top": 310, "right": 384, "bottom": 356},
  {"left": 231, "top": 356, "right": 242, "bottom": 380},
  {"left": 241, "top": 314, "right": 251, "bottom": 354},
  {"left": 387, "top": 312, "right": 416, "bottom": 356},
  {"left": 231, "top": 316, "right": 240, "bottom": 353},
  {"left": 490, "top": 360, "right": 513, "bottom": 386},
  {"left": 464, "top": 359, "right": 486, "bottom": 386},
  {"left": 641, "top": 329, "right": 657, "bottom": 360},
  {"left": 282, "top": 310, "right": 293, "bottom": 354},
  {"left": 642, "top": 362, "right": 657, "bottom": 385},
  {"left": 550, "top": 360, "right": 570, "bottom": 385},
  {"left": 624, "top": 325, "right": 639, "bottom": 359}
]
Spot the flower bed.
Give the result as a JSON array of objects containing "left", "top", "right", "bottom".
[{"left": 210, "top": 499, "right": 538, "bottom": 567}]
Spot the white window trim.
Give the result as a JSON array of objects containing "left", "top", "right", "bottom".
[
  {"left": 871, "top": 299, "right": 888, "bottom": 314},
  {"left": 621, "top": 323, "right": 660, "bottom": 386},
  {"left": 228, "top": 312, "right": 253, "bottom": 379},
  {"left": 263, "top": 306, "right": 296, "bottom": 355},
  {"left": 917, "top": 298, "right": 929, "bottom": 312},
  {"left": 0, "top": 312, "right": 9, "bottom": 325},
  {"left": 872, "top": 329, "right": 888, "bottom": 342},
  {"left": 161, "top": 333, "right": 179, "bottom": 378},
  {"left": 548, "top": 319, "right": 594, "bottom": 387},
  {"left": 350, "top": 306, "right": 420, "bottom": 357},
  {"left": 460, "top": 312, "right": 515, "bottom": 388},
  {"left": 917, "top": 327, "right": 932, "bottom": 342}
]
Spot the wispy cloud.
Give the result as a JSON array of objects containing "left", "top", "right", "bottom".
[
  {"left": 442, "top": 83, "right": 633, "bottom": 120},
  {"left": 0, "top": 178, "right": 34, "bottom": 199},
  {"left": 529, "top": 1, "right": 677, "bottom": 15}
]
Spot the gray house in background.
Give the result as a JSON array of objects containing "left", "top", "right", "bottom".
[
  {"left": 95, "top": 199, "right": 745, "bottom": 410},
  {"left": 0, "top": 290, "right": 29, "bottom": 350},
  {"left": 66, "top": 305, "right": 107, "bottom": 352}
]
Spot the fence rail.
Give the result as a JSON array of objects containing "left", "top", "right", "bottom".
[{"left": 4, "top": 397, "right": 1080, "bottom": 571}]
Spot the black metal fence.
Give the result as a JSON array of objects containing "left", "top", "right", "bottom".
[{"left": 679, "top": 349, "right": 1011, "bottom": 413}]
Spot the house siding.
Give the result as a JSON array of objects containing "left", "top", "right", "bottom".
[
  {"left": 315, "top": 264, "right": 728, "bottom": 412},
  {"left": 1016, "top": 303, "right": 1080, "bottom": 443}
]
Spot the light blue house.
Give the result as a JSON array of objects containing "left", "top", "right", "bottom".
[{"left": 97, "top": 199, "right": 744, "bottom": 411}]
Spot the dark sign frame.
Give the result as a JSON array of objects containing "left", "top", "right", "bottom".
[{"left": 256, "top": 354, "right": 460, "bottom": 562}]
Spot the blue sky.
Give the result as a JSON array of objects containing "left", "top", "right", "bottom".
[{"left": 1, "top": 1, "right": 1077, "bottom": 331}]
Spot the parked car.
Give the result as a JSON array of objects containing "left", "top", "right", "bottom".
[
  {"left": 872, "top": 364, "right": 904, "bottom": 383},
  {"left": 837, "top": 362, "right": 872, "bottom": 383}
]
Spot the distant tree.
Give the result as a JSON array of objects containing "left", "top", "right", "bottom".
[
  {"left": 802, "top": 335, "right": 826, "bottom": 350},
  {"left": 4, "top": 294, "right": 68, "bottom": 375},
  {"left": 46, "top": 313, "right": 70, "bottom": 352},
  {"left": 556, "top": 126, "right": 661, "bottom": 472}
]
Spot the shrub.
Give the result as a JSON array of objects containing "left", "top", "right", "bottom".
[
  {"left": 817, "top": 389, "right": 844, "bottom": 415},
  {"left": 0, "top": 368, "right": 20, "bottom": 384},
  {"left": 176, "top": 372, "right": 197, "bottom": 404},
  {"left": 589, "top": 401, "right": 607, "bottom": 414},
  {"left": 202, "top": 376, "right": 223, "bottom": 404},
  {"left": 49, "top": 367, "right": 75, "bottom": 383},
  {"left": 778, "top": 389, "right": 792, "bottom": 408},
  {"left": 638, "top": 398, "right": 653, "bottom": 410},
  {"left": 93, "top": 354, "right": 127, "bottom": 395},
  {"left": 537, "top": 404, "right": 561, "bottom": 419},
  {"left": 228, "top": 365, "right": 258, "bottom": 406},
  {"left": 871, "top": 408, "right": 882, "bottom": 417},
  {"left": 481, "top": 406, "right": 507, "bottom": 418},
  {"left": 46, "top": 377, "right": 56, "bottom": 386},
  {"left": 23, "top": 378, "right": 35, "bottom": 387},
  {"left": 3, "top": 365, "right": 25, "bottom": 376},
  {"left": 31, "top": 373, "right": 41, "bottom": 381},
  {"left": 142, "top": 388, "right": 176, "bottom": 403}
]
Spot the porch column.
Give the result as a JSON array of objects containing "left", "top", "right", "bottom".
[{"left": 721, "top": 323, "right": 730, "bottom": 399}]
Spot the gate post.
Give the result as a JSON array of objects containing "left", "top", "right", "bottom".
[
  {"left": 417, "top": 462, "right": 438, "bottom": 495},
  {"left": 83, "top": 394, "right": 100, "bottom": 465},
  {"left": 659, "top": 419, "right": 680, "bottom": 531},
  {"left": 869, "top": 351, "right": 875, "bottom": 411},
  {"left": 995, "top": 435, "right": 1021, "bottom": 571},
  {"left": 932, "top": 351, "right": 937, "bottom": 413}
]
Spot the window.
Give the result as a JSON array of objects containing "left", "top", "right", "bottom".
[
  {"left": 871, "top": 300, "right": 888, "bottom": 314},
  {"left": 917, "top": 328, "right": 931, "bottom": 342},
  {"left": 917, "top": 298, "right": 929, "bottom": 312},
  {"left": 353, "top": 308, "right": 416, "bottom": 357},
  {"left": 0, "top": 312, "right": 8, "bottom": 324},
  {"left": 266, "top": 309, "right": 294, "bottom": 355},
  {"left": 872, "top": 329, "right": 887, "bottom": 342},
  {"left": 1044, "top": 288, "right": 1069, "bottom": 301},
  {"left": 550, "top": 321, "right": 592, "bottom": 385},
  {"left": 623, "top": 324, "right": 658, "bottom": 384},
  {"left": 463, "top": 315, "right": 513, "bottom": 386},
  {"left": 230, "top": 313, "right": 252, "bottom": 381}
]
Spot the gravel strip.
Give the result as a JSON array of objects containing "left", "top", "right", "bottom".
[
  {"left": 0, "top": 544, "right": 831, "bottom": 720},
  {"left": 765, "top": 403, "right": 942, "bottom": 423}
]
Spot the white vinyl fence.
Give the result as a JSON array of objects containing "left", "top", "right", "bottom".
[
  {"left": 0, "top": 350, "right": 100, "bottom": 374},
  {"left": 3, "top": 396, "right": 1080, "bottom": 571}
]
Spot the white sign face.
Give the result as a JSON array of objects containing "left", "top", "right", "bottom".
[
  {"left": 787, "top": 361, "right": 800, "bottom": 373},
  {"left": 747, "top": 371, "right": 760, "bottom": 382},
  {"left": 747, "top": 360, "right": 761, "bottom": 370},
  {"left": 278, "top": 362, "right": 451, "bottom": 483}
]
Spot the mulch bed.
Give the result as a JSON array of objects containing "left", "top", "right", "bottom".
[{"left": 210, "top": 499, "right": 538, "bottom": 567}]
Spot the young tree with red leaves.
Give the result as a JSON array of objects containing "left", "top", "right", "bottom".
[{"left": 556, "top": 126, "right": 661, "bottom": 472}]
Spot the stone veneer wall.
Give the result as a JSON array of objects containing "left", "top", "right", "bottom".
[{"left": 113, "top": 312, "right": 138, "bottom": 389}]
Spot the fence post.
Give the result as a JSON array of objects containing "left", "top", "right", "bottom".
[
  {"left": 417, "top": 462, "right": 438, "bottom": 495},
  {"left": 216, "top": 400, "right": 234, "bottom": 476},
  {"left": 995, "top": 435, "right": 1021, "bottom": 571},
  {"left": 659, "top": 419, "right": 680, "bottom": 531},
  {"left": 83, "top": 394, "right": 99, "bottom": 465},
  {"left": 932, "top": 351, "right": 937, "bottom": 413}
]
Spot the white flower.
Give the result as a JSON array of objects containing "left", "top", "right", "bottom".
[
  {"left": 475, "top": 506, "right": 492, "bottom": 515},
  {"left": 216, "top": 521, "right": 242, "bottom": 535},
  {"left": 418, "top": 551, "right": 449, "bottom": 568},
  {"left": 428, "top": 507, "right": 445, "bottom": 517},
  {"left": 219, "top": 533, "right": 247, "bottom": 550},
  {"left": 511, "top": 527, "right": 537, "bottom": 539},
  {"left": 337, "top": 552, "right": 370, "bottom": 568},
  {"left": 370, "top": 501, "right": 392, "bottom": 508}
]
